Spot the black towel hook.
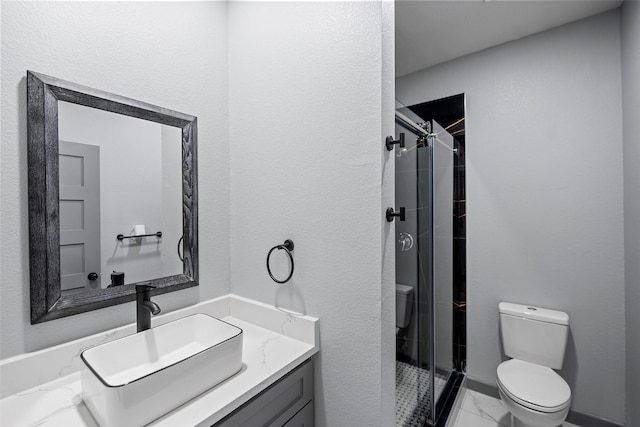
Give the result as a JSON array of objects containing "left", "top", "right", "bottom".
[
  {"left": 386, "top": 207, "right": 406, "bottom": 222},
  {"left": 266, "top": 240, "right": 295, "bottom": 284}
]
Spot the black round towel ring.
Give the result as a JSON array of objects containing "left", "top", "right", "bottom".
[{"left": 266, "top": 239, "right": 295, "bottom": 284}]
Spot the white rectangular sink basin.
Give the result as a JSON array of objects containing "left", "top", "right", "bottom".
[{"left": 81, "top": 313, "right": 243, "bottom": 427}]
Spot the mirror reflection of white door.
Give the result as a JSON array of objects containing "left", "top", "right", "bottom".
[{"left": 59, "top": 141, "right": 101, "bottom": 292}]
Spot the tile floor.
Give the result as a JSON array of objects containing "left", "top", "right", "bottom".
[
  {"left": 452, "top": 389, "right": 581, "bottom": 427},
  {"left": 396, "top": 361, "right": 448, "bottom": 426}
]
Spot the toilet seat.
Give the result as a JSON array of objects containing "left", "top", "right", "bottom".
[{"left": 497, "top": 359, "right": 571, "bottom": 413}]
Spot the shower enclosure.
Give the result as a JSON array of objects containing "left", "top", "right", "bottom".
[{"left": 394, "top": 94, "right": 466, "bottom": 427}]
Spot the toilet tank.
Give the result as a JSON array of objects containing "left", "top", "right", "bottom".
[
  {"left": 396, "top": 284, "right": 414, "bottom": 328},
  {"left": 499, "top": 302, "right": 569, "bottom": 370}
]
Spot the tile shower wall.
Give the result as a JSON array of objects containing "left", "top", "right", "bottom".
[{"left": 397, "top": 11, "right": 625, "bottom": 423}]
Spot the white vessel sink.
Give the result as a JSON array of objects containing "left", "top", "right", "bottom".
[{"left": 81, "top": 313, "right": 243, "bottom": 427}]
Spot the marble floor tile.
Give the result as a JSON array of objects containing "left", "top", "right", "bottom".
[
  {"left": 459, "top": 389, "right": 511, "bottom": 426},
  {"left": 454, "top": 408, "right": 504, "bottom": 427},
  {"left": 452, "top": 389, "right": 583, "bottom": 427}
]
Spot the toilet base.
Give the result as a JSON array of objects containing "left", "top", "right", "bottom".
[{"left": 498, "top": 383, "right": 569, "bottom": 427}]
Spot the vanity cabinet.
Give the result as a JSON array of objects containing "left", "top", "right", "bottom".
[
  {"left": 214, "top": 359, "right": 314, "bottom": 427},
  {"left": 282, "top": 401, "right": 313, "bottom": 426}
]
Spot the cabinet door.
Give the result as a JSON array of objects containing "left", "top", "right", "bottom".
[
  {"left": 283, "top": 401, "right": 313, "bottom": 427},
  {"left": 214, "top": 359, "right": 313, "bottom": 427}
]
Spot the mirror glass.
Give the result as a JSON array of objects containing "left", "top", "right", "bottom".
[
  {"left": 27, "top": 71, "right": 198, "bottom": 324},
  {"left": 58, "top": 102, "right": 183, "bottom": 295}
]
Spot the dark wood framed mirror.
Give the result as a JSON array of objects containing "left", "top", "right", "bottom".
[{"left": 27, "top": 70, "right": 198, "bottom": 324}]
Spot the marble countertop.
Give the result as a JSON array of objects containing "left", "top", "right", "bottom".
[{"left": 0, "top": 295, "right": 319, "bottom": 427}]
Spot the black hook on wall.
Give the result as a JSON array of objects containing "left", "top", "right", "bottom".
[
  {"left": 386, "top": 133, "right": 405, "bottom": 151},
  {"left": 386, "top": 207, "right": 406, "bottom": 222}
]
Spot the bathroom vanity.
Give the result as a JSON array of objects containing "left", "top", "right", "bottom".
[
  {"left": 9, "top": 72, "right": 319, "bottom": 426},
  {"left": 0, "top": 295, "right": 319, "bottom": 426},
  {"left": 214, "top": 359, "right": 314, "bottom": 426}
]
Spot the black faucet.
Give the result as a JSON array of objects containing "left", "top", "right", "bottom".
[{"left": 136, "top": 284, "right": 161, "bottom": 332}]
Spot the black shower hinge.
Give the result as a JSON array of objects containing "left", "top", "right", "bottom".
[
  {"left": 385, "top": 133, "right": 405, "bottom": 151},
  {"left": 386, "top": 207, "right": 405, "bottom": 222}
]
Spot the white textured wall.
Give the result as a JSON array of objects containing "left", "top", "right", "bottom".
[
  {"left": 0, "top": 1, "right": 229, "bottom": 358},
  {"left": 397, "top": 11, "right": 625, "bottom": 423},
  {"left": 380, "top": 3, "right": 396, "bottom": 423},
  {"left": 622, "top": 1, "right": 640, "bottom": 424},
  {"left": 227, "top": 2, "right": 395, "bottom": 425}
]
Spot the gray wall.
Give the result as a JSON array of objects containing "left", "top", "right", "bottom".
[
  {"left": 622, "top": 0, "right": 640, "bottom": 424},
  {"left": 227, "top": 3, "right": 395, "bottom": 425},
  {"left": 0, "top": 2, "right": 230, "bottom": 358},
  {"left": 397, "top": 11, "right": 625, "bottom": 423}
]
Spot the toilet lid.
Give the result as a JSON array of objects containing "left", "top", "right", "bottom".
[{"left": 497, "top": 359, "right": 571, "bottom": 412}]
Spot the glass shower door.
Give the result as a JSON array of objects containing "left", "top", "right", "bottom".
[
  {"left": 394, "top": 109, "right": 429, "bottom": 426},
  {"left": 424, "top": 120, "right": 455, "bottom": 425},
  {"left": 395, "top": 112, "right": 456, "bottom": 427}
]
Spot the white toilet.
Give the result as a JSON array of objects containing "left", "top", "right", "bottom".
[
  {"left": 396, "top": 284, "right": 414, "bottom": 333},
  {"left": 497, "top": 302, "right": 572, "bottom": 427}
]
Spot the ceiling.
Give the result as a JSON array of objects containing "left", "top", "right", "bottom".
[{"left": 396, "top": 0, "right": 623, "bottom": 77}]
